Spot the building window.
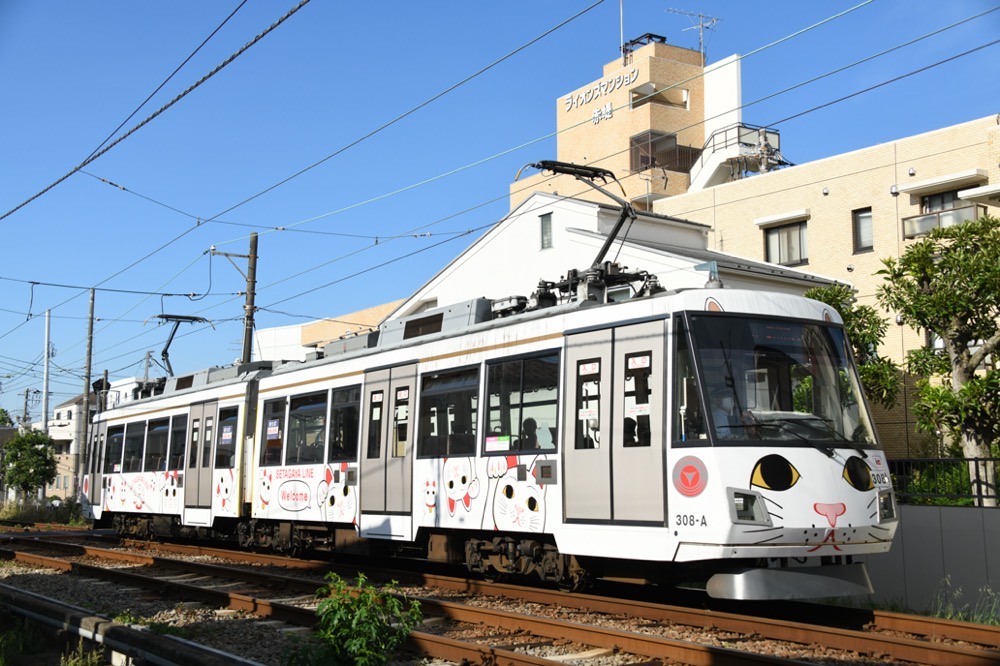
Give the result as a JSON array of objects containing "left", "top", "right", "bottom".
[
  {"left": 923, "top": 189, "right": 959, "bottom": 213},
  {"left": 540, "top": 213, "right": 552, "bottom": 250},
  {"left": 903, "top": 189, "right": 985, "bottom": 238},
  {"left": 629, "top": 130, "right": 701, "bottom": 174},
  {"left": 852, "top": 207, "right": 873, "bottom": 253},
  {"left": 765, "top": 222, "right": 808, "bottom": 266}
]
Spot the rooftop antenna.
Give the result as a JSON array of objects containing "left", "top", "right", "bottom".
[
  {"left": 619, "top": 0, "right": 624, "bottom": 65},
  {"left": 666, "top": 8, "right": 720, "bottom": 66}
]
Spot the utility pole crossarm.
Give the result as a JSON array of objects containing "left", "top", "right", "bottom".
[{"left": 211, "top": 233, "right": 258, "bottom": 365}]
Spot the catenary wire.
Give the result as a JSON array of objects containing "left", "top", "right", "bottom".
[
  {"left": 0, "top": 0, "right": 613, "bottom": 392},
  {"left": 0, "top": 0, "right": 312, "bottom": 223},
  {"left": 18, "top": 24, "right": 992, "bottom": 381},
  {"left": 82, "top": 1, "right": 250, "bottom": 163},
  {"left": 204, "top": 0, "right": 610, "bottom": 223},
  {"left": 4, "top": 4, "right": 991, "bottom": 406}
]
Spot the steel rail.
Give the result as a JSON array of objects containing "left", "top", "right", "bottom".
[
  {"left": 0, "top": 545, "right": 801, "bottom": 665},
  {"left": 15, "top": 536, "right": 1000, "bottom": 666}
]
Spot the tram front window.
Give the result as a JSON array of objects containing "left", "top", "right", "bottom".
[{"left": 688, "top": 314, "right": 877, "bottom": 449}]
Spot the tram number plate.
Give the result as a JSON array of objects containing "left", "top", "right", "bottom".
[{"left": 675, "top": 514, "right": 707, "bottom": 527}]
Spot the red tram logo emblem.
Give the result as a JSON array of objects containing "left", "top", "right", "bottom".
[{"left": 672, "top": 456, "right": 708, "bottom": 497}]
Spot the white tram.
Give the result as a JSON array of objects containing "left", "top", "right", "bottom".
[{"left": 81, "top": 263, "right": 898, "bottom": 600}]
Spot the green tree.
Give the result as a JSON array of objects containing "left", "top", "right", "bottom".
[
  {"left": 876, "top": 214, "right": 1000, "bottom": 507},
  {"left": 1, "top": 430, "right": 58, "bottom": 499},
  {"left": 0, "top": 408, "right": 13, "bottom": 427},
  {"left": 804, "top": 283, "right": 900, "bottom": 409}
]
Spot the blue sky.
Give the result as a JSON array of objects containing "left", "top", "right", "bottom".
[{"left": 0, "top": 0, "right": 997, "bottom": 418}]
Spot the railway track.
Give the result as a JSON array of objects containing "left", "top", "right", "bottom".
[{"left": 0, "top": 533, "right": 997, "bottom": 665}]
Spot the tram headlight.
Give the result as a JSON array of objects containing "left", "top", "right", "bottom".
[
  {"left": 728, "top": 489, "right": 770, "bottom": 525},
  {"left": 878, "top": 490, "right": 896, "bottom": 522}
]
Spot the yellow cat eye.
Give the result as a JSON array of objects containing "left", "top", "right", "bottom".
[
  {"left": 843, "top": 457, "right": 874, "bottom": 490},
  {"left": 750, "top": 454, "right": 801, "bottom": 491},
  {"left": 502, "top": 484, "right": 515, "bottom": 499},
  {"left": 526, "top": 497, "right": 539, "bottom": 512}
]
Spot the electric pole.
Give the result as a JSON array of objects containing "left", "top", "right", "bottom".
[
  {"left": 42, "top": 309, "right": 50, "bottom": 433},
  {"left": 211, "top": 232, "right": 258, "bottom": 365},
  {"left": 77, "top": 288, "right": 94, "bottom": 498}
]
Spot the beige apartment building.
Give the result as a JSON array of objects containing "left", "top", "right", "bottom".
[{"left": 512, "top": 35, "right": 1000, "bottom": 457}]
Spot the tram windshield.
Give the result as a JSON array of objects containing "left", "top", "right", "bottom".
[{"left": 677, "top": 313, "right": 878, "bottom": 449}]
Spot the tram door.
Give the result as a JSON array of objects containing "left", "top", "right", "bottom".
[
  {"left": 87, "top": 421, "right": 107, "bottom": 508},
  {"left": 360, "top": 364, "right": 416, "bottom": 515},
  {"left": 185, "top": 401, "right": 217, "bottom": 509},
  {"left": 563, "top": 321, "right": 665, "bottom": 523}
]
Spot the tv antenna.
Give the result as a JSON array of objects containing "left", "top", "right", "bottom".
[{"left": 666, "top": 8, "right": 720, "bottom": 65}]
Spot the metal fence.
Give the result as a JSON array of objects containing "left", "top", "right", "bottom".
[{"left": 888, "top": 458, "right": 999, "bottom": 507}]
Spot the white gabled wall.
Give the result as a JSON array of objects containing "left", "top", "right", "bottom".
[
  {"left": 390, "top": 194, "right": 609, "bottom": 319},
  {"left": 387, "top": 192, "right": 824, "bottom": 322}
]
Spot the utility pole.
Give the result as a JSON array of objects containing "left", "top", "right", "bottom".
[
  {"left": 42, "top": 310, "right": 50, "bottom": 433},
  {"left": 21, "top": 388, "right": 30, "bottom": 429},
  {"left": 19, "top": 388, "right": 40, "bottom": 430},
  {"left": 211, "top": 232, "right": 258, "bottom": 365},
  {"left": 77, "top": 288, "right": 95, "bottom": 498}
]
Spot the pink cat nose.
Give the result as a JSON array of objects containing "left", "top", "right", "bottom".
[{"left": 814, "top": 502, "right": 846, "bottom": 527}]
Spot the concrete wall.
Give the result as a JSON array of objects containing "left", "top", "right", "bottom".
[{"left": 858, "top": 505, "right": 999, "bottom": 613}]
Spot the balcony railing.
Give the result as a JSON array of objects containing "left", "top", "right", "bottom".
[
  {"left": 888, "top": 457, "right": 998, "bottom": 507},
  {"left": 901, "top": 203, "right": 986, "bottom": 238},
  {"left": 690, "top": 122, "right": 783, "bottom": 175}
]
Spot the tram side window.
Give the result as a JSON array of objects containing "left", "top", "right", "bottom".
[
  {"left": 366, "top": 391, "right": 384, "bottom": 459},
  {"left": 189, "top": 419, "right": 200, "bottom": 468},
  {"left": 90, "top": 430, "right": 103, "bottom": 477},
  {"left": 623, "top": 352, "right": 653, "bottom": 447},
  {"left": 122, "top": 423, "right": 145, "bottom": 473},
  {"left": 485, "top": 352, "right": 559, "bottom": 453},
  {"left": 214, "top": 407, "right": 239, "bottom": 468},
  {"left": 392, "top": 387, "right": 410, "bottom": 458},
  {"left": 169, "top": 414, "right": 188, "bottom": 471},
  {"left": 418, "top": 367, "right": 479, "bottom": 458},
  {"left": 575, "top": 359, "right": 601, "bottom": 449},
  {"left": 288, "top": 392, "right": 326, "bottom": 465},
  {"left": 103, "top": 425, "right": 125, "bottom": 473},
  {"left": 673, "top": 318, "right": 708, "bottom": 442},
  {"left": 260, "top": 398, "right": 286, "bottom": 466},
  {"left": 144, "top": 419, "right": 170, "bottom": 471},
  {"left": 328, "top": 385, "right": 361, "bottom": 462},
  {"left": 201, "top": 416, "right": 214, "bottom": 469}
]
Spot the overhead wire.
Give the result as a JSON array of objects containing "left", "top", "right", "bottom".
[
  {"left": 4, "top": 3, "right": 994, "bottom": 398},
  {"left": 82, "top": 1, "right": 250, "bottom": 163},
  {"left": 205, "top": 0, "right": 610, "bottom": 223},
  {"left": 8, "top": 15, "right": 967, "bottom": 375},
  {"left": 0, "top": 0, "right": 312, "bottom": 223},
  {"left": 1, "top": 1, "right": 611, "bottom": 390},
  {"left": 234, "top": 4, "right": 998, "bottom": 306}
]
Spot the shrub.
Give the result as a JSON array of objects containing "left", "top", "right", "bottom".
[{"left": 311, "top": 572, "right": 422, "bottom": 666}]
